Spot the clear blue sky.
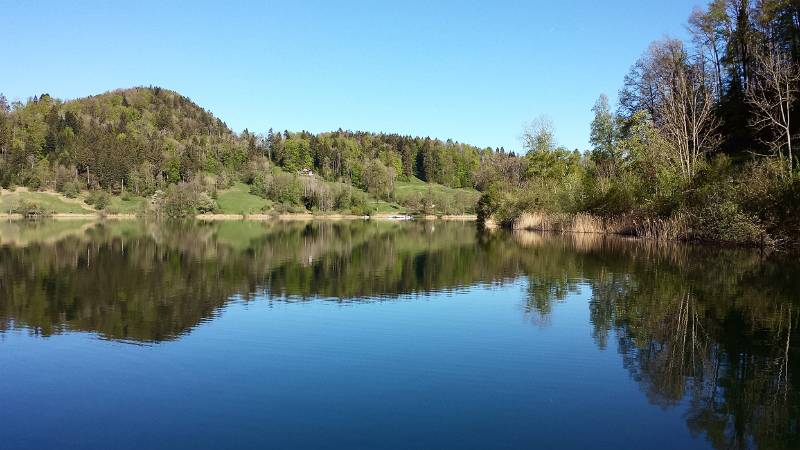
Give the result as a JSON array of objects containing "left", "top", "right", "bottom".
[{"left": 2, "top": 0, "right": 700, "bottom": 152}]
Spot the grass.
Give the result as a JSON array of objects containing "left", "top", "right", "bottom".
[
  {"left": 215, "top": 182, "right": 270, "bottom": 214},
  {"left": 0, "top": 190, "right": 94, "bottom": 214},
  {"left": 371, "top": 199, "right": 404, "bottom": 214},
  {"left": 393, "top": 177, "right": 480, "bottom": 215},
  {"left": 394, "top": 177, "right": 476, "bottom": 196},
  {"left": 0, "top": 178, "right": 480, "bottom": 218},
  {"left": 106, "top": 194, "right": 148, "bottom": 214}
]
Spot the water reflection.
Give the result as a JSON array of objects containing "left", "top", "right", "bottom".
[
  {"left": 0, "top": 220, "right": 797, "bottom": 449},
  {"left": 0, "top": 220, "right": 519, "bottom": 341},
  {"left": 513, "top": 232, "right": 800, "bottom": 450}
]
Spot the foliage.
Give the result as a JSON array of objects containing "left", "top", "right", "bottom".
[
  {"left": 360, "top": 158, "right": 395, "bottom": 200},
  {"left": 10, "top": 200, "right": 52, "bottom": 217},
  {"left": 0, "top": 87, "right": 488, "bottom": 204},
  {"left": 61, "top": 181, "right": 81, "bottom": 198},
  {"left": 481, "top": 0, "right": 800, "bottom": 246},
  {"left": 85, "top": 190, "right": 110, "bottom": 210}
]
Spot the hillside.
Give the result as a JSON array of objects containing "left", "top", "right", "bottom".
[{"left": 0, "top": 87, "right": 487, "bottom": 216}]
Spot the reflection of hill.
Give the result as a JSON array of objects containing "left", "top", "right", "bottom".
[
  {"left": 1, "top": 223, "right": 798, "bottom": 448},
  {"left": 0, "top": 219, "right": 96, "bottom": 247},
  {"left": 0, "top": 221, "right": 518, "bottom": 342}
]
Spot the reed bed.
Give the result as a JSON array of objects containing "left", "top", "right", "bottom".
[{"left": 512, "top": 211, "right": 691, "bottom": 241}]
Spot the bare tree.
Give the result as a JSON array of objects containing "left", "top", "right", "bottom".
[
  {"left": 521, "top": 116, "right": 556, "bottom": 153},
  {"left": 652, "top": 40, "right": 720, "bottom": 178},
  {"left": 688, "top": 5, "right": 726, "bottom": 100},
  {"left": 619, "top": 47, "right": 663, "bottom": 119},
  {"left": 746, "top": 49, "right": 800, "bottom": 178}
]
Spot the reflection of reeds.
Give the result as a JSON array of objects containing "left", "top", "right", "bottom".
[{"left": 511, "top": 227, "right": 770, "bottom": 272}]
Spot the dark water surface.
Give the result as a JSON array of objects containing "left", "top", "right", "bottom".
[{"left": 0, "top": 220, "right": 798, "bottom": 450}]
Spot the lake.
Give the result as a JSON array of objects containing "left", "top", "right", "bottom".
[{"left": 0, "top": 220, "right": 798, "bottom": 450}]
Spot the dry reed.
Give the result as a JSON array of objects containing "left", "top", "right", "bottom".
[{"left": 511, "top": 211, "right": 691, "bottom": 241}]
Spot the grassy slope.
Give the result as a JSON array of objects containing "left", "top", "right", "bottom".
[
  {"left": 370, "top": 199, "right": 405, "bottom": 213},
  {"left": 215, "top": 182, "right": 270, "bottom": 214},
  {"left": 0, "top": 190, "right": 95, "bottom": 214},
  {"left": 0, "top": 178, "right": 479, "bottom": 217},
  {"left": 106, "top": 195, "right": 148, "bottom": 214},
  {"left": 395, "top": 177, "right": 479, "bottom": 198},
  {"left": 393, "top": 177, "right": 480, "bottom": 214}
]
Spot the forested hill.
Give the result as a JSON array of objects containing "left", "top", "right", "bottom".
[{"left": 0, "top": 86, "right": 489, "bottom": 193}]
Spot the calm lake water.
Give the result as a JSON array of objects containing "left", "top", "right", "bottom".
[{"left": 0, "top": 220, "right": 798, "bottom": 450}]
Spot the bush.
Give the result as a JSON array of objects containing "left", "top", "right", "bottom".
[
  {"left": 249, "top": 172, "right": 271, "bottom": 198},
  {"left": 350, "top": 202, "right": 374, "bottom": 217},
  {"left": 54, "top": 165, "right": 74, "bottom": 192},
  {"left": 62, "top": 181, "right": 82, "bottom": 198},
  {"left": 477, "top": 183, "right": 526, "bottom": 226},
  {"left": 195, "top": 192, "right": 218, "bottom": 214},
  {"left": 346, "top": 188, "right": 369, "bottom": 211},
  {"left": 273, "top": 202, "right": 307, "bottom": 214},
  {"left": 249, "top": 171, "right": 303, "bottom": 206},
  {"left": 691, "top": 200, "right": 766, "bottom": 245},
  {"left": 241, "top": 156, "right": 271, "bottom": 184},
  {"left": 12, "top": 200, "right": 52, "bottom": 218},
  {"left": 150, "top": 182, "right": 218, "bottom": 217},
  {"left": 215, "top": 171, "right": 235, "bottom": 190},
  {"left": 161, "top": 185, "right": 196, "bottom": 218},
  {"left": 271, "top": 173, "right": 303, "bottom": 205},
  {"left": 85, "top": 190, "right": 110, "bottom": 210},
  {"left": 303, "top": 180, "right": 335, "bottom": 211}
]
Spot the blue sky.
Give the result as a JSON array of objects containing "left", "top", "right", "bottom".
[{"left": 2, "top": 0, "right": 700, "bottom": 152}]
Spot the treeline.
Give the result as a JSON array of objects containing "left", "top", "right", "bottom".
[
  {"left": 478, "top": 0, "right": 800, "bottom": 246},
  {"left": 0, "top": 87, "right": 487, "bottom": 210}
]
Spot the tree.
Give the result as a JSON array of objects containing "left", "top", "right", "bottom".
[
  {"left": 0, "top": 94, "right": 9, "bottom": 158},
  {"left": 688, "top": 3, "right": 726, "bottom": 101},
  {"left": 0, "top": 93, "right": 9, "bottom": 113},
  {"left": 522, "top": 116, "right": 556, "bottom": 153},
  {"left": 746, "top": 49, "right": 800, "bottom": 177},
  {"left": 650, "top": 39, "right": 720, "bottom": 178},
  {"left": 361, "top": 158, "right": 395, "bottom": 200},
  {"left": 589, "top": 94, "right": 619, "bottom": 174},
  {"left": 282, "top": 137, "right": 313, "bottom": 172}
]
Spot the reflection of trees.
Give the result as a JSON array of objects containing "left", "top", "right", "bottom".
[
  {"left": 513, "top": 231, "right": 799, "bottom": 450},
  {"left": 0, "top": 221, "right": 524, "bottom": 342},
  {"left": 2, "top": 222, "right": 798, "bottom": 447}
]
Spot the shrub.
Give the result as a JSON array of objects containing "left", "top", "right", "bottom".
[
  {"left": 273, "top": 202, "right": 307, "bottom": 214},
  {"left": 85, "top": 190, "right": 110, "bottom": 210},
  {"left": 150, "top": 182, "right": 218, "bottom": 217},
  {"left": 195, "top": 192, "right": 218, "bottom": 214},
  {"left": 690, "top": 201, "right": 766, "bottom": 245},
  {"left": 249, "top": 172, "right": 272, "bottom": 198},
  {"left": 62, "top": 181, "right": 82, "bottom": 198},
  {"left": 351, "top": 202, "right": 374, "bottom": 217},
  {"left": 161, "top": 185, "right": 196, "bottom": 218},
  {"left": 54, "top": 165, "right": 74, "bottom": 192},
  {"left": 215, "top": 171, "right": 235, "bottom": 190},
  {"left": 241, "top": 156, "right": 271, "bottom": 184},
  {"left": 270, "top": 173, "right": 303, "bottom": 205},
  {"left": 12, "top": 200, "right": 52, "bottom": 218},
  {"left": 303, "top": 180, "right": 335, "bottom": 211}
]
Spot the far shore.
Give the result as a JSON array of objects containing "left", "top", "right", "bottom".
[{"left": 0, "top": 212, "right": 478, "bottom": 222}]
